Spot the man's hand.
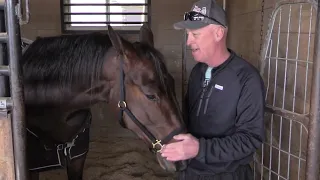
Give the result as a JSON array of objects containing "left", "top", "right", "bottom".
[{"left": 160, "top": 133, "right": 199, "bottom": 162}]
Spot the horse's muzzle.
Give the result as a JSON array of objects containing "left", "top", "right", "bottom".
[{"left": 155, "top": 153, "right": 188, "bottom": 172}]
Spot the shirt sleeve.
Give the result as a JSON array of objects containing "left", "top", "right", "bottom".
[{"left": 194, "top": 71, "right": 266, "bottom": 163}]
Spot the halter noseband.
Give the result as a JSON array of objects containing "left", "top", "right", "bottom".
[{"left": 117, "top": 55, "right": 184, "bottom": 153}]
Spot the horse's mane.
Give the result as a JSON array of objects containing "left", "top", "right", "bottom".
[
  {"left": 133, "top": 42, "right": 171, "bottom": 95},
  {"left": 21, "top": 33, "right": 112, "bottom": 91}
]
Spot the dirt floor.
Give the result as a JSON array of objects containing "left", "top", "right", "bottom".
[{"left": 39, "top": 103, "right": 177, "bottom": 180}]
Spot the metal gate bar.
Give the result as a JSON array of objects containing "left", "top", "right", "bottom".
[
  {"left": 306, "top": 0, "right": 320, "bottom": 178},
  {"left": 0, "top": 9, "right": 8, "bottom": 97},
  {"left": 256, "top": 0, "right": 319, "bottom": 180},
  {"left": 0, "top": 0, "right": 28, "bottom": 179}
]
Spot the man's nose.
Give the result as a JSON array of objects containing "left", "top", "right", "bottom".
[{"left": 186, "top": 33, "right": 194, "bottom": 46}]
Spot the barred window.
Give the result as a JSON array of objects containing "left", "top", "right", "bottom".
[{"left": 60, "top": 0, "right": 150, "bottom": 33}]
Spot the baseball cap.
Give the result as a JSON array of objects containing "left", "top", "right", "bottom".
[{"left": 173, "top": 0, "right": 227, "bottom": 30}]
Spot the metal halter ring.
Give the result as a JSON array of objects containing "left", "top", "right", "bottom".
[
  {"left": 152, "top": 140, "right": 163, "bottom": 152},
  {"left": 117, "top": 101, "right": 127, "bottom": 109}
]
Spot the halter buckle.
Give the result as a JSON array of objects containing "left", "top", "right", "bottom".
[
  {"left": 152, "top": 139, "right": 163, "bottom": 152},
  {"left": 117, "top": 101, "right": 127, "bottom": 109}
]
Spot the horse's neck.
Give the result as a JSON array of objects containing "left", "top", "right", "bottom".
[{"left": 24, "top": 79, "right": 112, "bottom": 109}]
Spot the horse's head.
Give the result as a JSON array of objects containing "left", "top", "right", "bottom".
[{"left": 106, "top": 24, "right": 187, "bottom": 172}]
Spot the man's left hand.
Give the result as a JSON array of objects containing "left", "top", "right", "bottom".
[{"left": 160, "top": 133, "right": 199, "bottom": 162}]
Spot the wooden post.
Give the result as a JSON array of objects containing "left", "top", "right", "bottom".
[{"left": 0, "top": 111, "right": 15, "bottom": 180}]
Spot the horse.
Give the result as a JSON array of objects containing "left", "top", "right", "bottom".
[{"left": 21, "top": 24, "right": 187, "bottom": 180}]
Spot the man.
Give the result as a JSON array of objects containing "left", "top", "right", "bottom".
[{"left": 160, "top": 0, "right": 266, "bottom": 179}]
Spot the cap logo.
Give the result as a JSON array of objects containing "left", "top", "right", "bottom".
[{"left": 193, "top": 5, "right": 207, "bottom": 15}]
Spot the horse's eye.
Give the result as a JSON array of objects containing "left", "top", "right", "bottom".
[{"left": 146, "top": 94, "right": 158, "bottom": 101}]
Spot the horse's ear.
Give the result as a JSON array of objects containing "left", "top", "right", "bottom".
[
  {"left": 108, "top": 25, "right": 125, "bottom": 54},
  {"left": 139, "top": 23, "right": 154, "bottom": 47},
  {"left": 107, "top": 25, "right": 136, "bottom": 69}
]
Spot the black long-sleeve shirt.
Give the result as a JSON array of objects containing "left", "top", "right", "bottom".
[{"left": 184, "top": 49, "right": 265, "bottom": 174}]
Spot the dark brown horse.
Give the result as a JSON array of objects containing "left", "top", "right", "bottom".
[{"left": 22, "top": 24, "right": 187, "bottom": 180}]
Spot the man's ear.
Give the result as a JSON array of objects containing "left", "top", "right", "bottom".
[{"left": 211, "top": 25, "right": 224, "bottom": 42}]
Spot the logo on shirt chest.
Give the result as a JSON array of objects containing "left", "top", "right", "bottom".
[{"left": 214, "top": 84, "right": 224, "bottom": 90}]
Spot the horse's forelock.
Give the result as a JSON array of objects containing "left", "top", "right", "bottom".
[{"left": 132, "top": 42, "right": 169, "bottom": 95}]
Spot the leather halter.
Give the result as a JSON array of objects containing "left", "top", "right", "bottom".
[{"left": 117, "top": 55, "right": 184, "bottom": 153}]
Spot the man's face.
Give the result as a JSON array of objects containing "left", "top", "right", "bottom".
[{"left": 186, "top": 25, "right": 217, "bottom": 64}]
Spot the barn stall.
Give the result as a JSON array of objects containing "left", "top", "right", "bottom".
[{"left": 0, "top": 0, "right": 320, "bottom": 180}]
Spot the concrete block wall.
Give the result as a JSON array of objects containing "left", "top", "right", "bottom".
[
  {"left": 150, "top": 0, "right": 196, "bottom": 107},
  {"left": 20, "top": 0, "right": 61, "bottom": 39},
  {"left": 226, "top": 0, "right": 264, "bottom": 68}
]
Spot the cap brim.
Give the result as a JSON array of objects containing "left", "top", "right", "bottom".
[{"left": 173, "top": 20, "right": 209, "bottom": 30}]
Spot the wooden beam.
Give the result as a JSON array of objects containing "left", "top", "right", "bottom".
[{"left": 0, "top": 112, "right": 15, "bottom": 180}]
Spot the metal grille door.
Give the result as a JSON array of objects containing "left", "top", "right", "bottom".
[
  {"left": 254, "top": 1, "right": 319, "bottom": 180},
  {"left": 0, "top": 0, "right": 28, "bottom": 179}
]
